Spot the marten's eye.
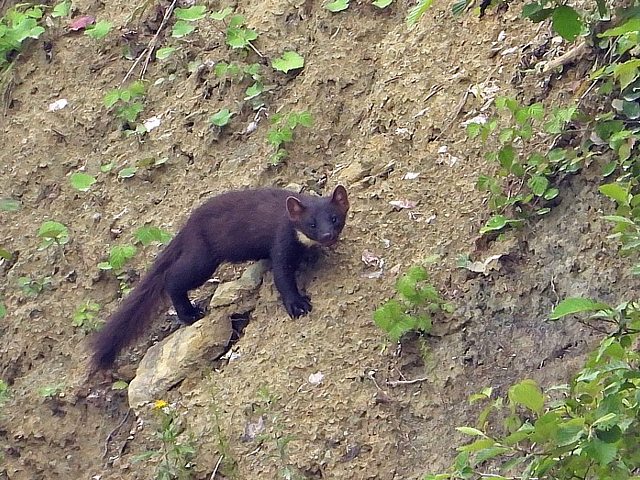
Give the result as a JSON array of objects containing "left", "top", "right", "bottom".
[
  {"left": 310, "top": 221, "right": 317, "bottom": 229},
  {"left": 331, "top": 215, "right": 338, "bottom": 224}
]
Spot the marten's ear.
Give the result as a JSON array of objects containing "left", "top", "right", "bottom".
[
  {"left": 331, "top": 185, "right": 349, "bottom": 213},
  {"left": 286, "top": 196, "right": 306, "bottom": 222}
]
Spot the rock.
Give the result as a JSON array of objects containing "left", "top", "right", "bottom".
[
  {"left": 210, "top": 260, "right": 268, "bottom": 307},
  {"left": 338, "top": 159, "right": 371, "bottom": 184},
  {"left": 127, "top": 313, "right": 232, "bottom": 409}
]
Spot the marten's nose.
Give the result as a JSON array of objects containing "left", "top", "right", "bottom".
[{"left": 320, "top": 232, "right": 334, "bottom": 242}]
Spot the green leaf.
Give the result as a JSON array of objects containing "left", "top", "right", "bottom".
[
  {"left": 272, "top": 51, "right": 305, "bottom": 73},
  {"left": 325, "top": 0, "right": 350, "bottom": 12},
  {"left": 456, "top": 426, "right": 487, "bottom": 437},
  {"left": 52, "top": 1, "right": 71, "bottom": 18},
  {"left": 508, "top": 379, "right": 544, "bottom": 414},
  {"left": 211, "top": 7, "right": 234, "bottom": 21},
  {"left": 209, "top": 108, "right": 233, "bottom": 127},
  {"left": 70, "top": 172, "right": 97, "bottom": 192},
  {"left": 103, "top": 90, "right": 121, "bottom": 109},
  {"left": 451, "top": 0, "right": 468, "bottom": 16},
  {"left": 528, "top": 175, "right": 549, "bottom": 197},
  {"left": 551, "top": 6, "right": 582, "bottom": 42},
  {"left": 599, "top": 183, "right": 630, "bottom": 206},
  {"left": 172, "top": 20, "right": 196, "bottom": 38},
  {"left": 599, "top": 18, "right": 640, "bottom": 37},
  {"left": 0, "top": 198, "right": 21, "bottom": 212},
  {"left": 555, "top": 418, "right": 585, "bottom": 446},
  {"left": 37, "top": 221, "right": 69, "bottom": 244},
  {"left": 584, "top": 438, "right": 617, "bottom": 465},
  {"left": 111, "top": 380, "right": 129, "bottom": 390},
  {"left": 85, "top": 20, "right": 112, "bottom": 40},
  {"left": 480, "top": 215, "right": 509, "bottom": 234},
  {"left": 407, "top": 0, "right": 433, "bottom": 26},
  {"left": 373, "top": 300, "right": 414, "bottom": 342},
  {"left": 549, "top": 297, "right": 610, "bottom": 320},
  {"left": 108, "top": 244, "right": 137, "bottom": 270},
  {"left": 226, "top": 26, "right": 258, "bottom": 49},
  {"left": 118, "top": 167, "right": 138, "bottom": 178},
  {"left": 174, "top": 5, "right": 206, "bottom": 21},
  {"left": 134, "top": 226, "right": 172, "bottom": 246},
  {"left": 245, "top": 82, "right": 263, "bottom": 100},
  {"left": 155, "top": 47, "right": 176, "bottom": 60},
  {"left": 373, "top": 0, "right": 393, "bottom": 8},
  {"left": 613, "top": 59, "right": 640, "bottom": 90},
  {"left": 0, "top": 302, "right": 5, "bottom": 319}
]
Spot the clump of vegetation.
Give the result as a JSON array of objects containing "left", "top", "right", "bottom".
[
  {"left": 426, "top": 298, "right": 640, "bottom": 480},
  {"left": 18, "top": 276, "right": 52, "bottom": 297},
  {"left": 468, "top": 97, "right": 579, "bottom": 235},
  {"left": 37, "top": 221, "right": 69, "bottom": 250},
  {"left": 134, "top": 400, "right": 196, "bottom": 480},
  {"left": 0, "top": 5, "right": 45, "bottom": 72},
  {"left": 267, "top": 111, "right": 313, "bottom": 165},
  {"left": 374, "top": 265, "right": 453, "bottom": 342},
  {"left": 103, "top": 81, "right": 146, "bottom": 130},
  {"left": 38, "top": 383, "right": 64, "bottom": 399},
  {"left": 72, "top": 301, "right": 102, "bottom": 333}
]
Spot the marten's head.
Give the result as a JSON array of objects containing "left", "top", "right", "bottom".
[{"left": 286, "top": 185, "right": 350, "bottom": 248}]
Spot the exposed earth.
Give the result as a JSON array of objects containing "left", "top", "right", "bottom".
[{"left": 0, "top": 0, "right": 634, "bottom": 479}]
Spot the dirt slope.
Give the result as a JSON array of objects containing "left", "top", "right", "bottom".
[{"left": 0, "top": 0, "right": 633, "bottom": 479}]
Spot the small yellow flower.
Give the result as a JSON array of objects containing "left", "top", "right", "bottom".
[{"left": 153, "top": 399, "right": 168, "bottom": 410}]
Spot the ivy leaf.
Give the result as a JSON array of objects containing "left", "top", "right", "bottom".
[
  {"left": 551, "top": 6, "right": 582, "bottom": 41},
  {"left": 174, "top": 6, "right": 206, "bottom": 21},
  {"left": 172, "top": 20, "right": 196, "bottom": 38},
  {"left": 70, "top": 172, "right": 97, "bottom": 192},
  {"left": 209, "top": 108, "right": 233, "bottom": 127},
  {"left": 325, "top": 0, "right": 349, "bottom": 12},
  {"left": 549, "top": 298, "right": 610, "bottom": 320},
  {"left": 85, "top": 20, "right": 112, "bottom": 40},
  {"left": 134, "top": 226, "right": 172, "bottom": 246},
  {"left": 272, "top": 51, "right": 304, "bottom": 73}
]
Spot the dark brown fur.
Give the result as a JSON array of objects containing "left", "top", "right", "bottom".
[{"left": 91, "top": 186, "right": 349, "bottom": 370}]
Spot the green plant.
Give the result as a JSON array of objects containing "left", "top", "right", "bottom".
[
  {"left": 325, "top": 0, "right": 349, "bottom": 12},
  {"left": 37, "top": 220, "right": 69, "bottom": 250},
  {"left": 272, "top": 51, "right": 304, "bottom": 73},
  {"left": 134, "top": 400, "right": 196, "bottom": 480},
  {"left": 373, "top": 266, "right": 453, "bottom": 342},
  {"left": 266, "top": 111, "right": 313, "bottom": 165},
  {"left": 468, "top": 97, "right": 580, "bottom": 235},
  {"left": 51, "top": 1, "right": 71, "bottom": 18},
  {"left": 211, "top": 9, "right": 258, "bottom": 51},
  {"left": 0, "top": 5, "right": 45, "bottom": 71},
  {"left": 0, "top": 301, "right": 6, "bottom": 319},
  {"left": 18, "top": 276, "right": 52, "bottom": 297},
  {"left": 210, "top": 108, "right": 234, "bottom": 127},
  {"left": 425, "top": 297, "right": 640, "bottom": 480},
  {"left": 172, "top": 5, "right": 206, "bottom": 38},
  {"left": 103, "top": 81, "right": 146, "bottom": 129},
  {"left": 38, "top": 383, "right": 64, "bottom": 398},
  {"left": 69, "top": 172, "right": 97, "bottom": 192},
  {"left": 98, "top": 244, "right": 137, "bottom": 293},
  {"left": 85, "top": 20, "right": 112, "bottom": 40},
  {"left": 0, "top": 379, "right": 9, "bottom": 405},
  {"left": 72, "top": 301, "right": 102, "bottom": 333},
  {"left": 210, "top": 398, "right": 239, "bottom": 477},
  {"left": 134, "top": 226, "right": 172, "bottom": 246}
]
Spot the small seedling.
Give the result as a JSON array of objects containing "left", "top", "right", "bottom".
[
  {"left": 134, "top": 400, "right": 196, "bottom": 480},
  {"left": 134, "top": 226, "right": 172, "bottom": 246},
  {"left": 51, "top": 1, "right": 71, "bottom": 18},
  {"left": 112, "top": 380, "right": 128, "bottom": 390},
  {"left": 374, "top": 266, "right": 452, "bottom": 342},
  {"left": 18, "top": 276, "right": 52, "bottom": 297},
  {"left": 69, "top": 172, "right": 97, "bottom": 192},
  {"left": 0, "top": 198, "right": 21, "bottom": 211},
  {"left": 0, "top": 302, "right": 6, "bottom": 319},
  {"left": 210, "top": 108, "right": 234, "bottom": 127},
  {"left": 103, "top": 81, "right": 146, "bottom": 129},
  {"left": 85, "top": 20, "right": 112, "bottom": 40},
  {"left": 98, "top": 244, "right": 137, "bottom": 271},
  {"left": 171, "top": 5, "right": 206, "bottom": 38},
  {"left": 72, "top": 301, "right": 102, "bottom": 333},
  {"left": 325, "top": 0, "right": 349, "bottom": 12},
  {"left": 37, "top": 220, "right": 69, "bottom": 250},
  {"left": 266, "top": 111, "right": 313, "bottom": 165},
  {"left": 38, "top": 383, "right": 64, "bottom": 398},
  {"left": 272, "top": 51, "right": 304, "bottom": 74},
  {"left": 0, "top": 379, "right": 9, "bottom": 405},
  {"left": 0, "top": 5, "right": 45, "bottom": 71}
]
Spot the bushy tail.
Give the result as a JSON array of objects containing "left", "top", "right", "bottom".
[{"left": 90, "top": 239, "right": 181, "bottom": 370}]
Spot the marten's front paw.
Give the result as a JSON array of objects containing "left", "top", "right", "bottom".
[
  {"left": 178, "top": 305, "right": 206, "bottom": 325},
  {"left": 285, "top": 295, "right": 312, "bottom": 318}
]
